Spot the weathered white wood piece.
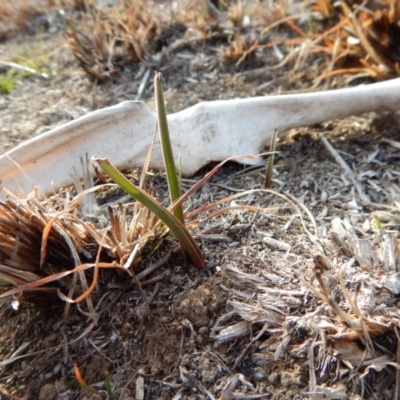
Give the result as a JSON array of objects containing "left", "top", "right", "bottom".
[{"left": 1, "top": 78, "right": 399, "bottom": 195}]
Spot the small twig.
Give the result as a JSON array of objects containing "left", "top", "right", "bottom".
[
  {"left": 264, "top": 129, "right": 278, "bottom": 189},
  {"left": 308, "top": 341, "right": 317, "bottom": 392},
  {"left": 136, "top": 68, "right": 151, "bottom": 101},
  {"left": 395, "top": 327, "right": 400, "bottom": 400},
  {"left": 320, "top": 136, "right": 353, "bottom": 175},
  {"left": 320, "top": 136, "right": 369, "bottom": 203},
  {"left": 136, "top": 246, "right": 179, "bottom": 280},
  {"left": 140, "top": 273, "right": 167, "bottom": 287},
  {"left": 0, "top": 60, "right": 41, "bottom": 75},
  {"left": 233, "top": 323, "right": 269, "bottom": 369}
]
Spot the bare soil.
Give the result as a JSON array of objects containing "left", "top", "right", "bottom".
[{"left": 1, "top": 2, "right": 400, "bottom": 400}]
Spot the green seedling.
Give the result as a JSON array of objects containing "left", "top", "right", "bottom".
[
  {"left": 0, "top": 50, "right": 50, "bottom": 94},
  {"left": 105, "top": 370, "right": 113, "bottom": 397},
  {"left": 154, "top": 72, "right": 184, "bottom": 224},
  {"left": 373, "top": 213, "right": 382, "bottom": 231},
  {"left": 74, "top": 363, "right": 99, "bottom": 395},
  {"left": 74, "top": 364, "right": 113, "bottom": 397},
  {"left": 0, "top": 69, "right": 21, "bottom": 94},
  {"left": 94, "top": 150, "right": 269, "bottom": 271},
  {"left": 94, "top": 158, "right": 205, "bottom": 269},
  {"left": 95, "top": 72, "right": 206, "bottom": 269},
  {"left": 306, "top": 12, "right": 314, "bottom": 34}
]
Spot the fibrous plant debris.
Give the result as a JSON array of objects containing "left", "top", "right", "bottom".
[
  {"left": 63, "top": 0, "right": 400, "bottom": 86},
  {"left": 0, "top": 0, "right": 44, "bottom": 41},
  {"left": 0, "top": 186, "right": 150, "bottom": 309}
]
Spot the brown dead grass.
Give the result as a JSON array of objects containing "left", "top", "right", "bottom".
[
  {"left": 63, "top": 0, "right": 400, "bottom": 86},
  {"left": 0, "top": 0, "right": 57, "bottom": 41}
]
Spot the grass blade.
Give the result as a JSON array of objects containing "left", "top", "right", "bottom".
[
  {"left": 168, "top": 152, "right": 270, "bottom": 213},
  {"left": 154, "top": 72, "right": 184, "bottom": 224},
  {"left": 94, "top": 157, "right": 205, "bottom": 269},
  {"left": 264, "top": 129, "right": 278, "bottom": 189},
  {"left": 105, "top": 370, "right": 112, "bottom": 397},
  {"left": 74, "top": 364, "right": 99, "bottom": 395},
  {"left": 0, "top": 262, "right": 118, "bottom": 300}
]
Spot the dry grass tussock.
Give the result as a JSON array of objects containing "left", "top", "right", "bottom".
[
  {"left": 0, "top": 172, "right": 166, "bottom": 316},
  {"left": 0, "top": 0, "right": 84, "bottom": 41},
  {"left": 62, "top": 0, "right": 400, "bottom": 86},
  {"left": 0, "top": 0, "right": 44, "bottom": 40}
]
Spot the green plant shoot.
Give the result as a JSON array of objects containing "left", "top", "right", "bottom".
[
  {"left": 0, "top": 69, "right": 20, "bottom": 94},
  {"left": 94, "top": 158, "right": 205, "bottom": 269},
  {"left": 154, "top": 72, "right": 184, "bottom": 224}
]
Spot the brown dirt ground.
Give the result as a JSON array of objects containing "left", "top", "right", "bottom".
[{"left": 1, "top": 2, "right": 400, "bottom": 400}]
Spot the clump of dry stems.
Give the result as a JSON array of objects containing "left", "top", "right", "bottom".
[
  {"left": 0, "top": 184, "right": 160, "bottom": 309},
  {"left": 63, "top": 0, "right": 400, "bottom": 85},
  {"left": 0, "top": 0, "right": 44, "bottom": 40}
]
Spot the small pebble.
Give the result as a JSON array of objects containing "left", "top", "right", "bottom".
[{"left": 45, "top": 372, "right": 53, "bottom": 379}]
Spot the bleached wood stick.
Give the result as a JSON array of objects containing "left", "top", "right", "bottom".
[{"left": 1, "top": 78, "right": 399, "bottom": 196}]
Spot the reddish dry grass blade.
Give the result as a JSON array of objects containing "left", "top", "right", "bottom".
[
  {"left": 74, "top": 364, "right": 99, "bottom": 395},
  {"left": 0, "top": 262, "right": 118, "bottom": 300},
  {"left": 40, "top": 197, "right": 82, "bottom": 266},
  {"left": 169, "top": 152, "right": 270, "bottom": 214}
]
